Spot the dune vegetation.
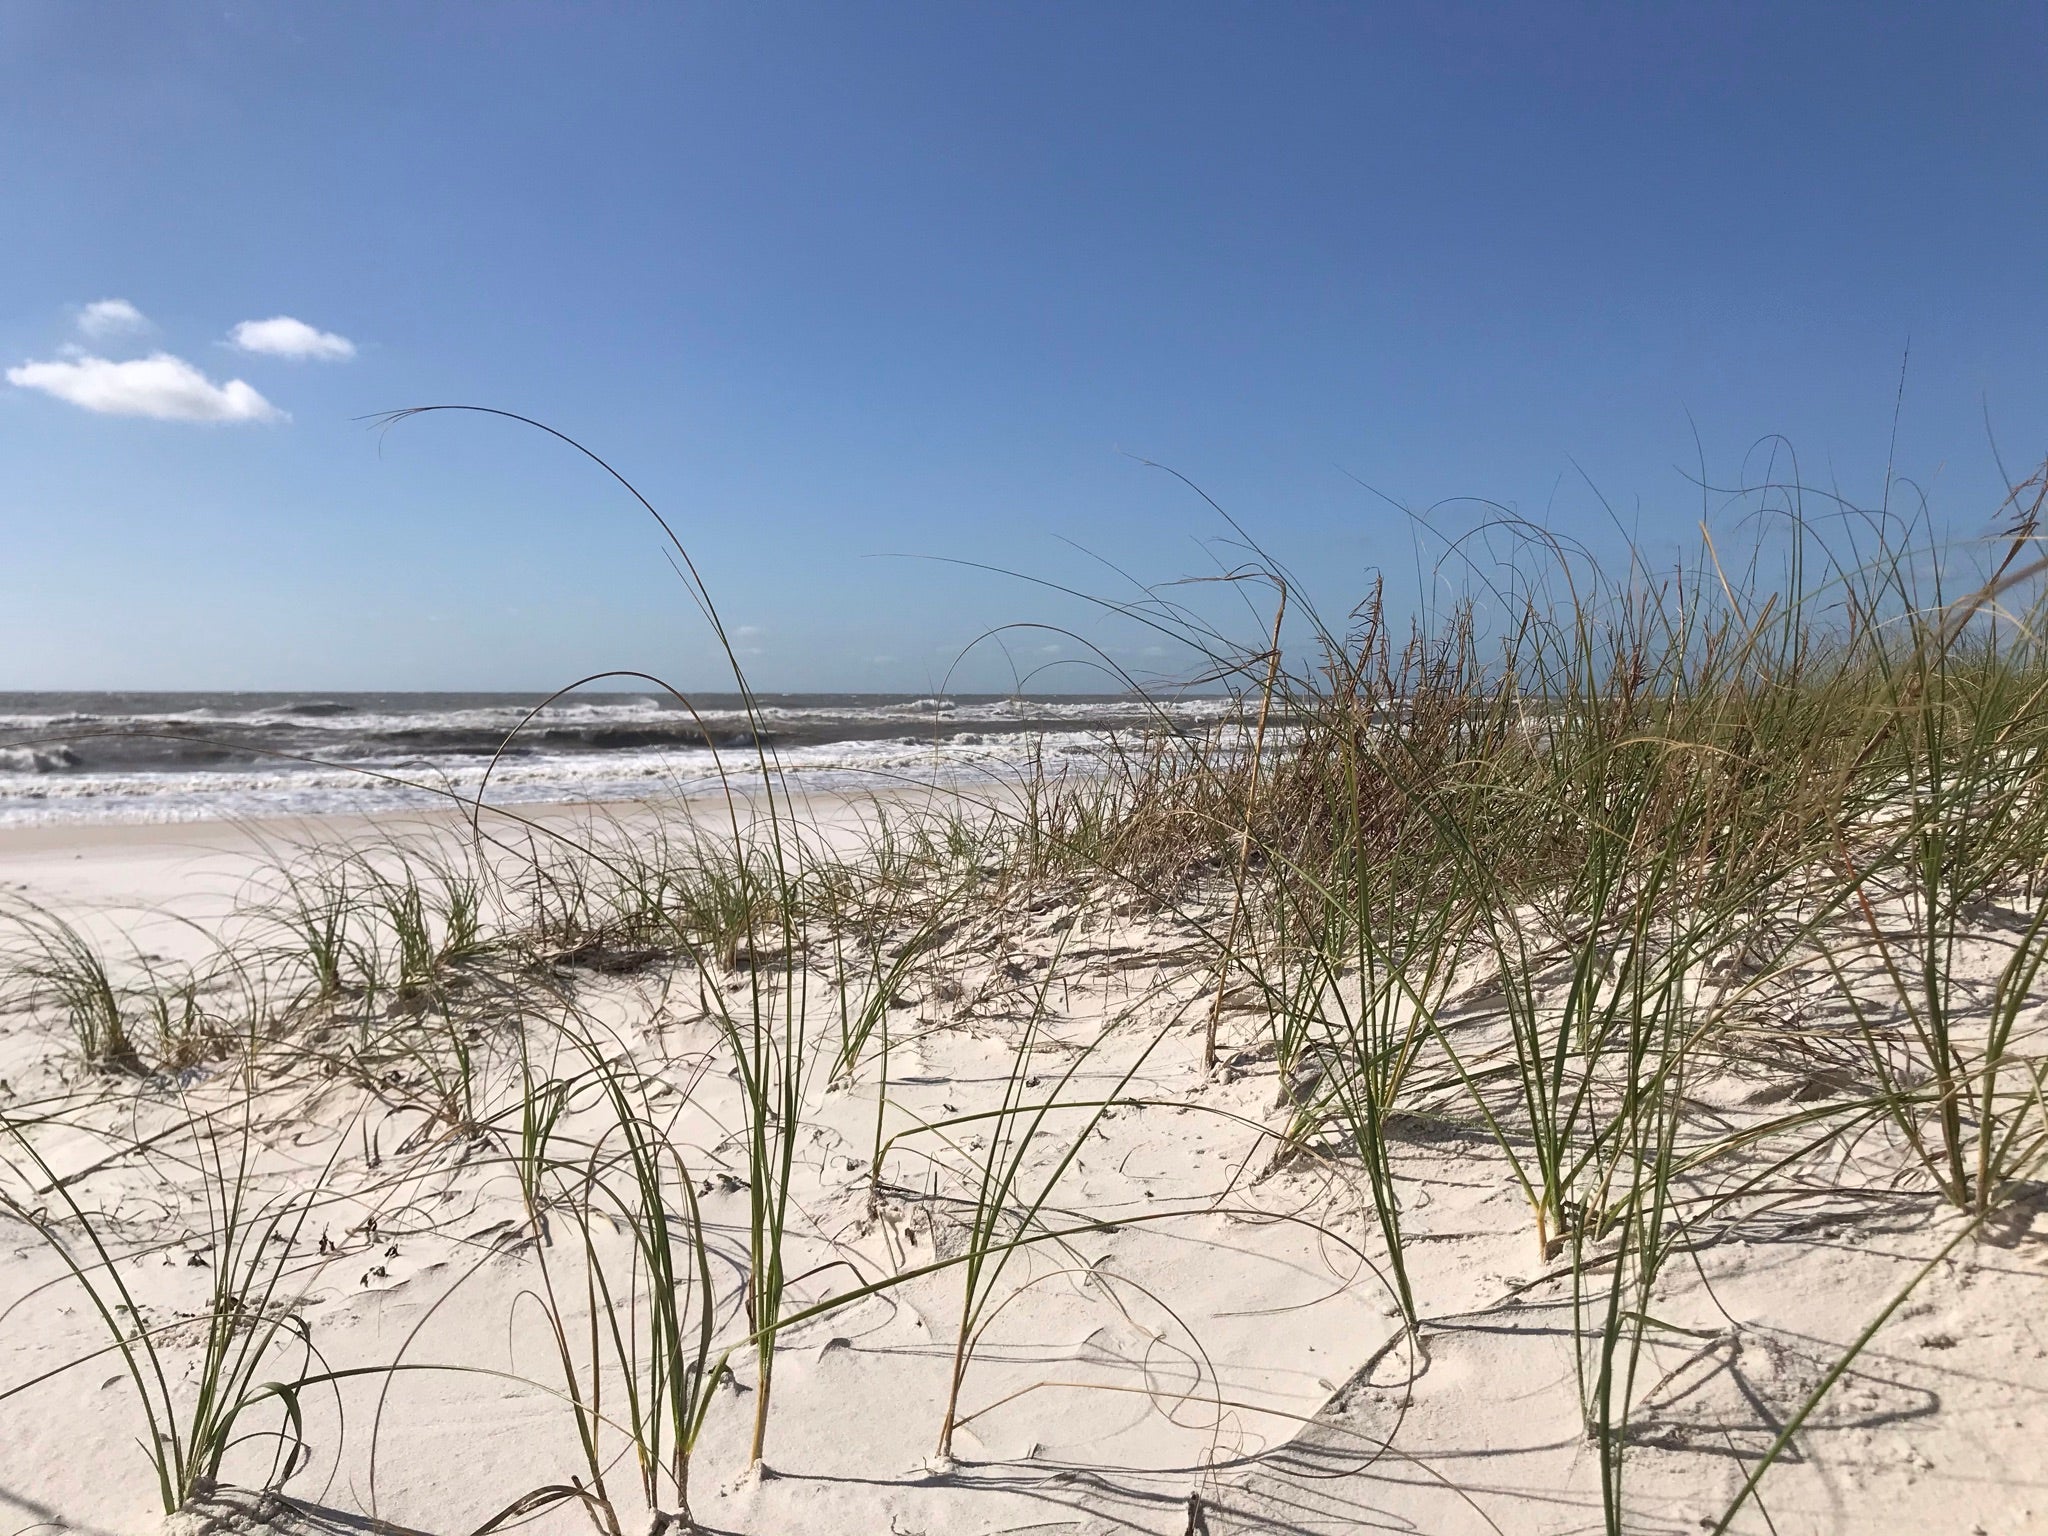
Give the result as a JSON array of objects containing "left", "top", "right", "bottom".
[{"left": 5, "top": 423, "right": 2047, "bottom": 1535}]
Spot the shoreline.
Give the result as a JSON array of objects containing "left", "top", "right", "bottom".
[{"left": 0, "top": 690, "right": 1237, "bottom": 834}]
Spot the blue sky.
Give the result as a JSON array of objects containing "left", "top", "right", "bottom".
[{"left": 3, "top": 3, "right": 2044, "bottom": 692}]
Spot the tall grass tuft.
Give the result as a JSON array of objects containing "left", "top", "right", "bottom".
[{"left": 0, "top": 1100, "right": 336, "bottom": 1514}]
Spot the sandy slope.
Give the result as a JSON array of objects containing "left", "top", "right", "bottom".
[{"left": 2, "top": 809, "right": 2044, "bottom": 1536}]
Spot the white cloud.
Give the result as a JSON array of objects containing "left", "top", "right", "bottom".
[
  {"left": 6, "top": 352, "right": 285, "bottom": 423},
  {"left": 77, "top": 298, "right": 149, "bottom": 338},
  {"left": 228, "top": 315, "right": 355, "bottom": 361}
]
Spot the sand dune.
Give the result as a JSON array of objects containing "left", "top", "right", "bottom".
[{"left": 2, "top": 801, "right": 2042, "bottom": 1536}]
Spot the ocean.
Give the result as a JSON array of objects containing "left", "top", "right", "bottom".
[{"left": 0, "top": 691, "right": 1237, "bottom": 827}]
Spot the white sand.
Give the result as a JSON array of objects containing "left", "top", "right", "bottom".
[{"left": 2, "top": 807, "right": 2043, "bottom": 1536}]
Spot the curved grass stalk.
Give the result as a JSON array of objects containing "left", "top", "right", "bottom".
[{"left": 922, "top": 928, "right": 1170, "bottom": 1459}]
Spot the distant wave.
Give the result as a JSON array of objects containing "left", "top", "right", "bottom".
[
  {"left": 0, "top": 746, "right": 83, "bottom": 774},
  {"left": 260, "top": 699, "right": 358, "bottom": 717},
  {"left": 0, "top": 691, "right": 1241, "bottom": 827}
]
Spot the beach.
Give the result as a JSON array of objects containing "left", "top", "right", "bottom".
[
  {"left": 3, "top": 773, "right": 2043, "bottom": 1536},
  {"left": 12, "top": 8, "right": 2047, "bottom": 1532}
]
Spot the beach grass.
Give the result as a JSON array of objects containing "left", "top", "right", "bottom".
[{"left": 3, "top": 424, "right": 2046, "bottom": 1532}]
